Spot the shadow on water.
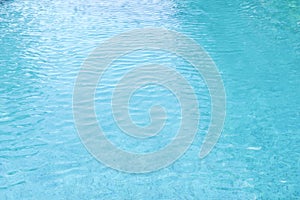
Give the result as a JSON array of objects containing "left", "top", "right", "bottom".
[{"left": 0, "top": 0, "right": 12, "bottom": 5}]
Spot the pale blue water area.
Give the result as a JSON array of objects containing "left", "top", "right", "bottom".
[{"left": 0, "top": 0, "right": 299, "bottom": 199}]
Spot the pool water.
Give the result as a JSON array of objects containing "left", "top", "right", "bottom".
[{"left": 0, "top": 0, "right": 299, "bottom": 199}]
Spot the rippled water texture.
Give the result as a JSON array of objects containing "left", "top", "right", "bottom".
[{"left": 0, "top": 0, "right": 299, "bottom": 199}]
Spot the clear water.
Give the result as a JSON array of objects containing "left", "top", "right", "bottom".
[{"left": 0, "top": 0, "right": 299, "bottom": 199}]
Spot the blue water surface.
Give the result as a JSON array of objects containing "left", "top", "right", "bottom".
[{"left": 0, "top": 0, "right": 299, "bottom": 199}]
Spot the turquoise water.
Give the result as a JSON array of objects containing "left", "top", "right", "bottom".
[{"left": 0, "top": 0, "right": 299, "bottom": 199}]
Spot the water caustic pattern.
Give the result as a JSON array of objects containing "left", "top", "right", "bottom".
[{"left": 0, "top": 0, "right": 299, "bottom": 199}]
